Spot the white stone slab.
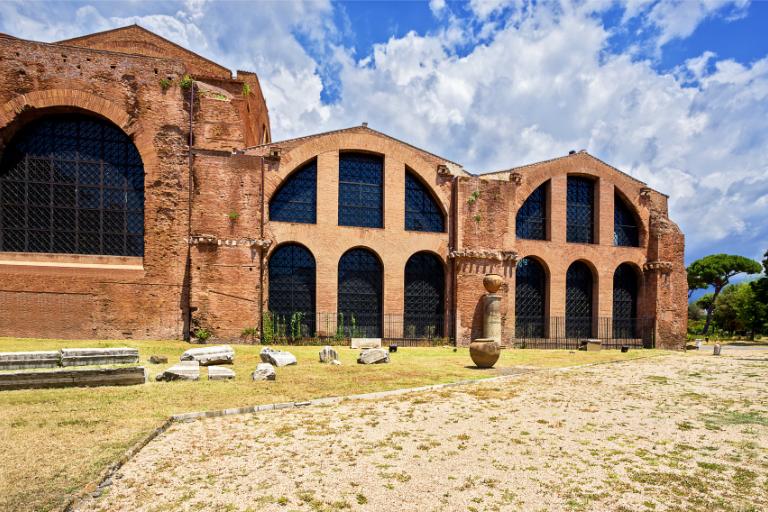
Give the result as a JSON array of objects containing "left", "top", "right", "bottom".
[
  {"left": 208, "top": 366, "right": 235, "bottom": 380},
  {"left": 260, "top": 347, "right": 297, "bottom": 367},
  {"left": 156, "top": 360, "right": 200, "bottom": 381},
  {"left": 0, "top": 351, "right": 60, "bottom": 370},
  {"left": 60, "top": 348, "right": 139, "bottom": 367},
  {"left": 180, "top": 345, "right": 234, "bottom": 366},
  {"left": 351, "top": 338, "right": 382, "bottom": 349}
]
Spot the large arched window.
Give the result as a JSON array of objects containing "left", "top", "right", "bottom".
[
  {"left": 404, "top": 252, "right": 444, "bottom": 339},
  {"left": 565, "top": 261, "right": 594, "bottom": 338},
  {"left": 338, "top": 248, "right": 383, "bottom": 337},
  {"left": 0, "top": 113, "right": 144, "bottom": 256},
  {"left": 405, "top": 170, "right": 444, "bottom": 232},
  {"left": 613, "top": 263, "right": 639, "bottom": 338},
  {"left": 614, "top": 192, "right": 639, "bottom": 247},
  {"left": 338, "top": 153, "right": 383, "bottom": 228},
  {"left": 566, "top": 176, "right": 595, "bottom": 244},
  {"left": 268, "top": 244, "right": 316, "bottom": 337},
  {"left": 516, "top": 182, "right": 548, "bottom": 240},
  {"left": 269, "top": 160, "right": 316, "bottom": 224},
  {"left": 515, "top": 257, "right": 547, "bottom": 337}
]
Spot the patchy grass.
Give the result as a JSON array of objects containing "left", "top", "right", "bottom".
[{"left": 0, "top": 337, "right": 662, "bottom": 512}]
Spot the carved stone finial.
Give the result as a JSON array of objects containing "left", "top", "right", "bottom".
[
  {"left": 508, "top": 172, "right": 523, "bottom": 185},
  {"left": 437, "top": 164, "right": 451, "bottom": 176}
]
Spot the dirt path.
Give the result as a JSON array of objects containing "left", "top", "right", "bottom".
[{"left": 81, "top": 351, "right": 768, "bottom": 512}]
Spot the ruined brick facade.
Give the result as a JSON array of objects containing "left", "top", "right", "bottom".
[{"left": 0, "top": 27, "right": 687, "bottom": 349}]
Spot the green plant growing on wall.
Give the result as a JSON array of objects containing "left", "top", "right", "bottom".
[
  {"left": 159, "top": 78, "right": 172, "bottom": 91},
  {"left": 227, "top": 211, "right": 239, "bottom": 221},
  {"left": 262, "top": 312, "right": 274, "bottom": 344},
  {"left": 473, "top": 213, "right": 482, "bottom": 223},
  {"left": 242, "top": 83, "right": 251, "bottom": 96},
  {"left": 290, "top": 311, "right": 304, "bottom": 340},
  {"left": 335, "top": 313, "right": 345, "bottom": 341},
  {"left": 180, "top": 74, "right": 194, "bottom": 90},
  {"left": 241, "top": 326, "right": 259, "bottom": 343},
  {"left": 467, "top": 190, "right": 481, "bottom": 206},
  {"left": 194, "top": 327, "right": 211, "bottom": 343}
]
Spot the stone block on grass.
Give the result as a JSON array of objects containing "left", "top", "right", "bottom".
[
  {"left": 156, "top": 360, "right": 200, "bottom": 381},
  {"left": 260, "top": 347, "right": 297, "bottom": 367},
  {"left": 357, "top": 348, "right": 389, "bottom": 365},
  {"left": 252, "top": 363, "right": 276, "bottom": 381},
  {"left": 180, "top": 345, "right": 234, "bottom": 366},
  {"left": 208, "top": 366, "right": 235, "bottom": 380},
  {"left": 60, "top": 348, "right": 139, "bottom": 367},
  {"left": 0, "top": 351, "right": 60, "bottom": 370}
]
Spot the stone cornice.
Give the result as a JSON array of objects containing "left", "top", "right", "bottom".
[
  {"left": 449, "top": 249, "right": 518, "bottom": 262},
  {"left": 643, "top": 260, "right": 673, "bottom": 273},
  {"left": 189, "top": 236, "right": 272, "bottom": 249}
]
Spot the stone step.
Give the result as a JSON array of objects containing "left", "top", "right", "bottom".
[
  {"left": 0, "top": 366, "right": 147, "bottom": 391},
  {"left": 60, "top": 348, "right": 140, "bottom": 367},
  {"left": 0, "top": 351, "right": 60, "bottom": 370}
]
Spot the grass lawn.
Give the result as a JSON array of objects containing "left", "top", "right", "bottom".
[{"left": 0, "top": 337, "right": 664, "bottom": 512}]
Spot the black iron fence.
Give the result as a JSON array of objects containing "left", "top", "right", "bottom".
[
  {"left": 262, "top": 311, "right": 449, "bottom": 347},
  {"left": 514, "top": 316, "right": 655, "bottom": 349}
]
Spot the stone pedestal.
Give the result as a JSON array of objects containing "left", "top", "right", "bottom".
[{"left": 469, "top": 273, "right": 504, "bottom": 368}]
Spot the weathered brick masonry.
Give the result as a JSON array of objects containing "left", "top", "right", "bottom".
[{"left": 0, "top": 26, "right": 687, "bottom": 348}]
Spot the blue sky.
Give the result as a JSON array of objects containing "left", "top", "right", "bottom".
[{"left": 0, "top": 0, "right": 766, "bottom": 271}]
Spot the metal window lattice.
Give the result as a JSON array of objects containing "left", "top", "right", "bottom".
[
  {"left": 338, "top": 153, "right": 383, "bottom": 228},
  {"left": 268, "top": 244, "right": 316, "bottom": 337},
  {"left": 565, "top": 261, "right": 593, "bottom": 337},
  {"left": 338, "top": 248, "right": 383, "bottom": 337},
  {"left": 614, "top": 193, "right": 639, "bottom": 247},
  {"left": 515, "top": 257, "right": 546, "bottom": 338},
  {"left": 0, "top": 114, "right": 144, "bottom": 256},
  {"left": 405, "top": 171, "right": 444, "bottom": 232},
  {"left": 613, "top": 264, "right": 638, "bottom": 338},
  {"left": 404, "top": 252, "right": 444, "bottom": 338},
  {"left": 566, "top": 177, "right": 594, "bottom": 244},
  {"left": 269, "top": 161, "right": 316, "bottom": 223},
  {"left": 516, "top": 183, "right": 547, "bottom": 240}
]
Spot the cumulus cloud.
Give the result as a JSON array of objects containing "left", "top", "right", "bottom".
[{"left": 0, "top": 0, "right": 765, "bottom": 262}]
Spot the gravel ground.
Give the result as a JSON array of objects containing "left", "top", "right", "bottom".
[{"left": 81, "top": 350, "right": 768, "bottom": 512}]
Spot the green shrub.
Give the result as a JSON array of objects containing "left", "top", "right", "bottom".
[
  {"left": 242, "top": 82, "right": 251, "bottom": 96},
  {"left": 180, "top": 74, "right": 194, "bottom": 90},
  {"left": 159, "top": 78, "right": 172, "bottom": 91},
  {"left": 194, "top": 328, "right": 211, "bottom": 343}
]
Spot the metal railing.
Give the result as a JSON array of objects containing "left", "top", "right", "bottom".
[
  {"left": 514, "top": 316, "right": 655, "bottom": 349},
  {"left": 262, "top": 311, "right": 449, "bottom": 346}
]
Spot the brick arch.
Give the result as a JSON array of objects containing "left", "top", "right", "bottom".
[{"left": 0, "top": 89, "right": 157, "bottom": 168}]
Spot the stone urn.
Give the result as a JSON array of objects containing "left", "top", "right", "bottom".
[
  {"left": 483, "top": 273, "right": 503, "bottom": 294},
  {"left": 469, "top": 338, "right": 500, "bottom": 368}
]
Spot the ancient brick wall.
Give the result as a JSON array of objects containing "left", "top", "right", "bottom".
[{"left": 0, "top": 35, "right": 190, "bottom": 339}]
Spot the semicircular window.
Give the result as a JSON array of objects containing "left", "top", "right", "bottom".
[
  {"left": 613, "top": 263, "right": 638, "bottom": 339},
  {"left": 338, "top": 248, "right": 382, "bottom": 337},
  {"left": 405, "top": 170, "right": 445, "bottom": 232},
  {"left": 404, "top": 252, "right": 444, "bottom": 339},
  {"left": 269, "top": 160, "right": 316, "bottom": 223},
  {"left": 0, "top": 113, "right": 144, "bottom": 256},
  {"left": 268, "top": 244, "right": 316, "bottom": 337},
  {"left": 516, "top": 181, "right": 548, "bottom": 240},
  {"left": 515, "top": 257, "right": 547, "bottom": 338},
  {"left": 614, "top": 192, "right": 639, "bottom": 247},
  {"left": 565, "top": 261, "right": 593, "bottom": 338}
]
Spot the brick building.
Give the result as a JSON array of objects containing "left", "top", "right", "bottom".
[{"left": 0, "top": 26, "right": 687, "bottom": 348}]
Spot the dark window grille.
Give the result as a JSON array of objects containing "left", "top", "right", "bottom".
[
  {"left": 566, "top": 176, "right": 594, "bottom": 244},
  {"left": 268, "top": 244, "right": 316, "bottom": 337},
  {"left": 516, "top": 182, "right": 547, "bottom": 240},
  {"left": 338, "top": 153, "right": 383, "bottom": 228},
  {"left": 613, "top": 264, "right": 638, "bottom": 338},
  {"left": 404, "top": 252, "right": 444, "bottom": 339},
  {"left": 515, "top": 257, "right": 546, "bottom": 337},
  {"left": 338, "top": 248, "right": 383, "bottom": 337},
  {"left": 405, "top": 171, "right": 444, "bottom": 232},
  {"left": 614, "top": 192, "right": 639, "bottom": 247},
  {"left": 0, "top": 114, "right": 144, "bottom": 256},
  {"left": 566, "top": 261, "right": 593, "bottom": 337},
  {"left": 269, "top": 160, "right": 317, "bottom": 223}
]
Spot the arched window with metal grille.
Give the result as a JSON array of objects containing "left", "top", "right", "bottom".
[
  {"left": 614, "top": 192, "right": 639, "bottom": 247},
  {"left": 405, "top": 170, "right": 445, "bottom": 232},
  {"left": 268, "top": 244, "right": 316, "bottom": 337},
  {"left": 516, "top": 182, "right": 548, "bottom": 240},
  {"left": 338, "top": 153, "right": 383, "bottom": 228},
  {"left": 269, "top": 160, "right": 317, "bottom": 224},
  {"left": 338, "top": 248, "right": 383, "bottom": 337},
  {"left": 566, "top": 176, "right": 595, "bottom": 244},
  {"left": 613, "top": 263, "right": 639, "bottom": 339},
  {"left": 0, "top": 113, "right": 144, "bottom": 256},
  {"left": 565, "top": 261, "right": 594, "bottom": 338},
  {"left": 515, "top": 257, "right": 547, "bottom": 338},
  {"left": 404, "top": 252, "right": 444, "bottom": 339}
]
